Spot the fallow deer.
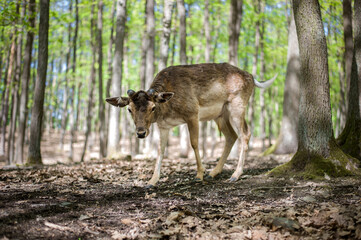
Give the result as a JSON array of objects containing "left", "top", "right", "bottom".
[{"left": 106, "top": 63, "right": 276, "bottom": 188}]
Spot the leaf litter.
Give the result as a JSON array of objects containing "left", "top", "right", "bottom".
[{"left": 0, "top": 153, "right": 360, "bottom": 239}]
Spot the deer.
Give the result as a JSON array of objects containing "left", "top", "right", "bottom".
[{"left": 106, "top": 63, "right": 276, "bottom": 188}]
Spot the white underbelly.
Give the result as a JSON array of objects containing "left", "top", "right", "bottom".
[{"left": 199, "top": 102, "right": 224, "bottom": 121}]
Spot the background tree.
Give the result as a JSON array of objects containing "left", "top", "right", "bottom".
[
  {"left": 107, "top": 0, "right": 127, "bottom": 158},
  {"left": 270, "top": 0, "right": 359, "bottom": 178},
  {"left": 177, "top": 0, "right": 189, "bottom": 158},
  {"left": 15, "top": 0, "right": 36, "bottom": 164},
  {"left": 337, "top": 0, "right": 361, "bottom": 160},
  {"left": 27, "top": 0, "right": 49, "bottom": 165},
  {"left": 263, "top": 6, "right": 300, "bottom": 155}
]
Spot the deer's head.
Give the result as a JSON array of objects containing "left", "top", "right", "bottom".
[{"left": 106, "top": 89, "right": 174, "bottom": 138}]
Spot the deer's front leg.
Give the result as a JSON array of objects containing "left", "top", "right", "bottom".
[
  {"left": 146, "top": 127, "right": 169, "bottom": 188},
  {"left": 187, "top": 118, "right": 205, "bottom": 181}
]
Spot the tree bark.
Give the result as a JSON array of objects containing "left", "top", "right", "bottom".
[
  {"left": 8, "top": 1, "right": 24, "bottom": 165},
  {"left": 270, "top": 0, "right": 359, "bottom": 178},
  {"left": 336, "top": 0, "right": 361, "bottom": 160},
  {"left": 264, "top": 6, "right": 300, "bottom": 155},
  {"left": 97, "top": 0, "right": 106, "bottom": 158},
  {"left": 107, "top": 0, "right": 127, "bottom": 158},
  {"left": 177, "top": 0, "right": 189, "bottom": 158},
  {"left": 247, "top": 0, "right": 261, "bottom": 149},
  {"left": 60, "top": 1, "right": 73, "bottom": 149},
  {"left": 27, "top": 0, "right": 49, "bottom": 165},
  {"left": 158, "top": 0, "right": 174, "bottom": 71},
  {"left": 1, "top": 34, "right": 17, "bottom": 159},
  {"left": 228, "top": 0, "right": 243, "bottom": 66},
  {"left": 15, "top": 0, "right": 36, "bottom": 164},
  {"left": 259, "top": 0, "right": 266, "bottom": 151},
  {"left": 201, "top": 0, "right": 212, "bottom": 158},
  {"left": 81, "top": 4, "right": 97, "bottom": 162},
  {"left": 68, "top": 0, "right": 79, "bottom": 161},
  {"left": 343, "top": 0, "right": 353, "bottom": 106}
]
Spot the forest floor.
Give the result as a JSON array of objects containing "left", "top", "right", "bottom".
[{"left": 0, "top": 132, "right": 361, "bottom": 239}]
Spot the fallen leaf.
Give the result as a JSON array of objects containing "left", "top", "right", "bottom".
[{"left": 121, "top": 218, "right": 134, "bottom": 225}]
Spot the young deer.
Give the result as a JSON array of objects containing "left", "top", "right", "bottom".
[{"left": 106, "top": 63, "right": 276, "bottom": 188}]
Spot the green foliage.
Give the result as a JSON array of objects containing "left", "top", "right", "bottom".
[{"left": 0, "top": 0, "right": 350, "bottom": 141}]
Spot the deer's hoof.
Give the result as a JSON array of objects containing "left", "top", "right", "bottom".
[
  {"left": 228, "top": 177, "right": 238, "bottom": 182},
  {"left": 194, "top": 177, "right": 202, "bottom": 182},
  {"left": 205, "top": 175, "right": 215, "bottom": 181},
  {"left": 145, "top": 184, "right": 154, "bottom": 189}
]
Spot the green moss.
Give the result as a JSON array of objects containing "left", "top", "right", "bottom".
[
  {"left": 268, "top": 141, "right": 360, "bottom": 179},
  {"left": 260, "top": 142, "right": 278, "bottom": 157}
]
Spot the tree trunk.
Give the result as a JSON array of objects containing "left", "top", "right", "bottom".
[
  {"left": 81, "top": 4, "right": 97, "bottom": 162},
  {"left": 263, "top": 5, "right": 300, "bottom": 156},
  {"left": 8, "top": 2, "right": 24, "bottom": 165},
  {"left": 60, "top": 1, "right": 73, "bottom": 149},
  {"left": 158, "top": 0, "right": 174, "bottom": 71},
  {"left": 68, "top": 0, "right": 79, "bottom": 161},
  {"left": 97, "top": 0, "right": 106, "bottom": 158},
  {"left": 177, "top": 0, "right": 189, "bottom": 158},
  {"left": 15, "top": 0, "right": 36, "bottom": 164},
  {"left": 201, "top": 0, "right": 212, "bottom": 158},
  {"left": 247, "top": 0, "right": 261, "bottom": 149},
  {"left": 336, "top": 0, "right": 361, "bottom": 160},
  {"left": 107, "top": 0, "right": 127, "bottom": 158},
  {"left": 275, "top": 9, "right": 300, "bottom": 154},
  {"left": 1, "top": 34, "right": 17, "bottom": 159},
  {"left": 270, "top": 0, "right": 359, "bottom": 178},
  {"left": 27, "top": 0, "right": 49, "bottom": 165},
  {"left": 228, "top": 0, "right": 243, "bottom": 66},
  {"left": 343, "top": 0, "right": 353, "bottom": 106},
  {"left": 259, "top": 1, "right": 266, "bottom": 151}
]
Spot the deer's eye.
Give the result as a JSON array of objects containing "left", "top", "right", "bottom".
[
  {"left": 128, "top": 108, "right": 132, "bottom": 113},
  {"left": 151, "top": 107, "right": 156, "bottom": 112}
]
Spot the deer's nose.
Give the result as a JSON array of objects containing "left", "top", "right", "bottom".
[{"left": 137, "top": 129, "right": 147, "bottom": 138}]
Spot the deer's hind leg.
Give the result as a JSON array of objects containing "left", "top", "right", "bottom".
[
  {"left": 228, "top": 96, "right": 251, "bottom": 182},
  {"left": 208, "top": 113, "right": 238, "bottom": 178}
]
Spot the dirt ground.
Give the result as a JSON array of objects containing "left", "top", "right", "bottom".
[{"left": 1, "top": 132, "right": 361, "bottom": 239}]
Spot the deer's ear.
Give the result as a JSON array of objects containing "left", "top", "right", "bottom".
[
  {"left": 106, "top": 97, "right": 129, "bottom": 107},
  {"left": 155, "top": 92, "right": 174, "bottom": 103}
]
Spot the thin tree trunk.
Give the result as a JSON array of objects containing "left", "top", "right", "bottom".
[
  {"left": 15, "top": 0, "right": 35, "bottom": 164},
  {"left": 8, "top": 2, "right": 23, "bottom": 164},
  {"left": 81, "top": 4, "right": 97, "bottom": 162},
  {"left": 259, "top": 0, "right": 266, "bottom": 151},
  {"left": 97, "top": 0, "right": 106, "bottom": 158},
  {"left": 68, "top": 0, "right": 79, "bottom": 161},
  {"left": 27, "top": 0, "right": 49, "bottom": 165},
  {"left": 176, "top": 0, "right": 189, "bottom": 158},
  {"left": 247, "top": 0, "right": 261, "bottom": 149},
  {"left": 107, "top": 0, "right": 127, "bottom": 158},
  {"left": 60, "top": 1, "right": 73, "bottom": 149},
  {"left": 158, "top": 0, "right": 174, "bottom": 71},
  {"left": 1, "top": 34, "right": 17, "bottom": 159},
  {"left": 202, "top": 0, "right": 212, "bottom": 159},
  {"left": 228, "top": 0, "right": 243, "bottom": 66},
  {"left": 105, "top": 0, "right": 116, "bottom": 150},
  {"left": 343, "top": 0, "right": 353, "bottom": 107}
]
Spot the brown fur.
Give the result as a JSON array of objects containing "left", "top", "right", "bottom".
[{"left": 106, "top": 63, "right": 273, "bottom": 186}]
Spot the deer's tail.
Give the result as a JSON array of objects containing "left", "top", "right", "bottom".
[{"left": 253, "top": 74, "right": 278, "bottom": 89}]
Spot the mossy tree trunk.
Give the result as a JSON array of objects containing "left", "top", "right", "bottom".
[
  {"left": 337, "top": 0, "right": 361, "bottom": 160},
  {"left": 270, "top": 0, "right": 359, "bottom": 179}
]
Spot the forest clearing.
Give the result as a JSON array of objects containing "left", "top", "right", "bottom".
[{"left": 1, "top": 0, "right": 361, "bottom": 239}]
